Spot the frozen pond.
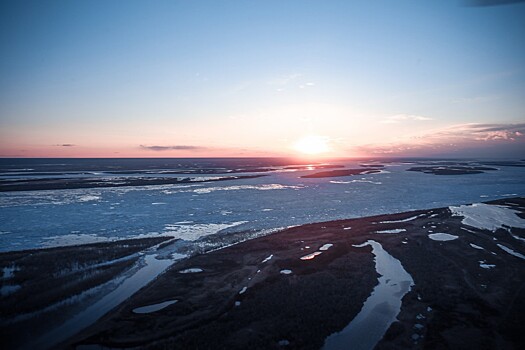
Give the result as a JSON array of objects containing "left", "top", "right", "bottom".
[
  {"left": 428, "top": 233, "right": 459, "bottom": 241},
  {"left": 323, "top": 240, "right": 414, "bottom": 350}
]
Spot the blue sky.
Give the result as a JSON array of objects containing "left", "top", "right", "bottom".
[{"left": 1, "top": 0, "right": 524, "bottom": 157}]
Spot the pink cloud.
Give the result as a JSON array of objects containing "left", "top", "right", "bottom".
[{"left": 354, "top": 123, "right": 525, "bottom": 157}]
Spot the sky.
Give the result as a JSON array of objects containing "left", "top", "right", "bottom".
[{"left": 0, "top": 0, "right": 524, "bottom": 158}]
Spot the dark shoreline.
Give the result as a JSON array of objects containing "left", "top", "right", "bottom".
[
  {"left": 1, "top": 197, "right": 525, "bottom": 349},
  {"left": 0, "top": 174, "right": 267, "bottom": 192},
  {"left": 300, "top": 168, "right": 381, "bottom": 178}
]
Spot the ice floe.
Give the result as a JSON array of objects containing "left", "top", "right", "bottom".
[
  {"left": 133, "top": 300, "right": 178, "bottom": 314},
  {"left": 428, "top": 233, "right": 458, "bottom": 241},
  {"left": 329, "top": 179, "right": 382, "bottom": 185},
  {"left": 449, "top": 203, "right": 525, "bottom": 233},
  {"left": 239, "top": 287, "right": 247, "bottom": 294},
  {"left": 164, "top": 221, "right": 247, "bottom": 241},
  {"left": 280, "top": 269, "right": 292, "bottom": 275},
  {"left": 42, "top": 233, "right": 116, "bottom": 247},
  {"left": 77, "top": 195, "right": 101, "bottom": 202},
  {"left": 192, "top": 184, "right": 301, "bottom": 194}
]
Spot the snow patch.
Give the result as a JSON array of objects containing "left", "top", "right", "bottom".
[
  {"left": 470, "top": 243, "right": 484, "bottom": 250},
  {"left": 179, "top": 268, "right": 203, "bottom": 274},
  {"left": 450, "top": 203, "right": 525, "bottom": 233},
  {"left": 428, "top": 233, "right": 458, "bottom": 241},
  {"left": 479, "top": 261, "right": 496, "bottom": 269},
  {"left": 319, "top": 244, "right": 333, "bottom": 251},
  {"left": 379, "top": 214, "right": 424, "bottom": 224},
  {"left": 262, "top": 254, "right": 273, "bottom": 263},
  {"left": 497, "top": 244, "right": 525, "bottom": 260},
  {"left": 376, "top": 229, "right": 406, "bottom": 234},
  {"left": 300, "top": 251, "right": 323, "bottom": 260}
]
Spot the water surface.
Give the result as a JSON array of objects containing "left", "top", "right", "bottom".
[{"left": 323, "top": 240, "right": 414, "bottom": 350}]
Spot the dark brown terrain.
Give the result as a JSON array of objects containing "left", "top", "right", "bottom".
[
  {"left": 1, "top": 198, "right": 525, "bottom": 350},
  {"left": 300, "top": 168, "right": 381, "bottom": 178},
  {"left": 0, "top": 174, "right": 266, "bottom": 192},
  {"left": 406, "top": 166, "right": 498, "bottom": 175}
]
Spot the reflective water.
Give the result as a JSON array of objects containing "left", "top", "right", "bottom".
[
  {"left": 28, "top": 253, "right": 179, "bottom": 349},
  {"left": 323, "top": 240, "right": 414, "bottom": 350},
  {"left": 133, "top": 299, "right": 178, "bottom": 314}
]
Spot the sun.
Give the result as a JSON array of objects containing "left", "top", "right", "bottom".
[{"left": 293, "top": 135, "right": 330, "bottom": 155}]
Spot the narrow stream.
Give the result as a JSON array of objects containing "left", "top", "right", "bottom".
[
  {"left": 323, "top": 240, "right": 414, "bottom": 350},
  {"left": 28, "top": 253, "right": 180, "bottom": 349}
]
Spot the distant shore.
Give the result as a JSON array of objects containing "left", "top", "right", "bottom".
[{"left": 0, "top": 174, "right": 267, "bottom": 192}]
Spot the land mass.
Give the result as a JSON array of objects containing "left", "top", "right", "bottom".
[
  {"left": 301, "top": 168, "right": 381, "bottom": 178},
  {"left": 1, "top": 198, "right": 525, "bottom": 349},
  {"left": 0, "top": 174, "right": 267, "bottom": 192},
  {"left": 406, "top": 166, "right": 498, "bottom": 175}
]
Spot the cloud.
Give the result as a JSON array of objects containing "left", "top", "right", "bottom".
[
  {"left": 139, "top": 145, "right": 206, "bottom": 151},
  {"left": 54, "top": 144, "right": 75, "bottom": 147},
  {"left": 353, "top": 123, "right": 525, "bottom": 157},
  {"left": 381, "top": 114, "right": 433, "bottom": 124},
  {"left": 428, "top": 123, "right": 525, "bottom": 142}
]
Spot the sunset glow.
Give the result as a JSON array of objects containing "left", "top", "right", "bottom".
[
  {"left": 0, "top": 1, "right": 524, "bottom": 158},
  {"left": 293, "top": 136, "right": 330, "bottom": 155}
]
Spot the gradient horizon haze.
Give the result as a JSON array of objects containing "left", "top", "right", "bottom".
[{"left": 1, "top": 0, "right": 524, "bottom": 158}]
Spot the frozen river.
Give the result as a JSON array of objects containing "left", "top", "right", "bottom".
[{"left": 1, "top": 158, "right": 524, "bottom": 252}]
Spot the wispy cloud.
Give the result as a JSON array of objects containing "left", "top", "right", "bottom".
[
  {"left": 425, "top": 123, "right": 525, "bottom": 141},
  {"left": 267, "top": 73, "right": 301, "bottom": 86},
  {"left": 381, "top": 114, "right": 433, "bottom": 124},
  {"left": 140, "top": 145, "right": 206, "bottom": 151},
  {"left": 54, "top": 144, "right": 76, "bottom": 147}
]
